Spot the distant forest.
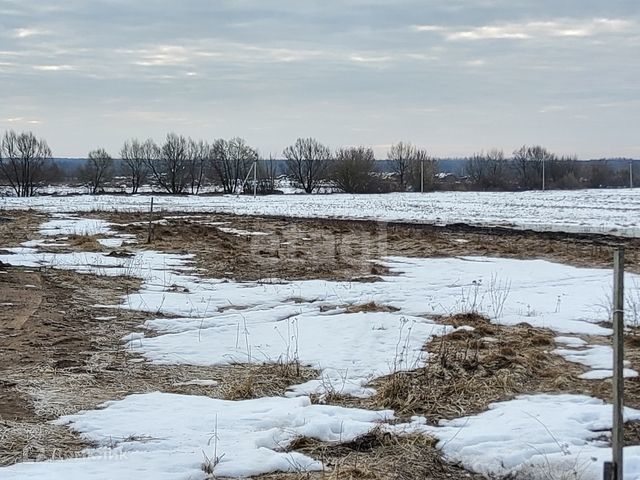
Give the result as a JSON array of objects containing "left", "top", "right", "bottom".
[{"left": 0, "top": 130, "right": 637, "bottom": 197}]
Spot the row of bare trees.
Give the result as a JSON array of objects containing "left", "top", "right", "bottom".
[
  {"left": 463, "top": 145, "right": 625, "bottom": 190},
  {"left": 282, "top": 138, "right": 436, "bottom": 194},
  {"left": 1, "top": 130, "right": 634, "bottom": 196},
  {"left": 83, "top": 136, "right": 430, "bottom": 195},
  {"left": 82, "top": 135, "right": 260, "bottom": 195}
]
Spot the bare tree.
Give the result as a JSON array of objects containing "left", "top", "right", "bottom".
[
  {"left": 210, "top": 138, "right": 257, "bottom": 194},
  {"left": 331, "top": 146, "right": 378, "bottom": 193},
  {"left": 120, "top": 138, "right": 152, "bottom": 194},
  {"left": 408, "top": 148, "right": 438, "bottom": 192},
  {"left": 387, "top": 141, "right": 414, "bottom": 189},
  {"left": 187, "top": 139, "right": 209, "bottom": 194},
  {"left": 0, "top": 130, "right": 52, "bottom": 197},
  {"left": 228, "top": 137, "right": 258, "bottom": 193},
  {"left": 513, "top": 145, "right": 555, "bottom": 190},
  {"left": 146, "top": 133, "right": 189, "bottom": 194},
  {"left": 465, "top": 149, "right": 509, "bottom": 190},
  {"left": 257, "top": 155, "right": 279, "bottom": 194},
  {"left": 82, "top": 148, "right": 114, "bottom": 194},
  {"left": 283, "top": 138, "right": 331, "bottom": 194}
]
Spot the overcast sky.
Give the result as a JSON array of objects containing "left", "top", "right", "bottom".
[{"left": 1, "top": 0, "right": 639, "bottom": 158}]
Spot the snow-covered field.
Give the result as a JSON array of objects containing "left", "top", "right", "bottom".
[
  {"left": 2, "top": 188, "right": 640, "bottom": 236},
  {"left": 2, "top": 215, "right": 640, "bottom": 479}
]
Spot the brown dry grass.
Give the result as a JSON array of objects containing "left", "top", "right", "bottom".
[
  {"left": 0, "top": 420, "right": 92, "bottom": 465},
  {"left": 67, "top": 234, "right": 104, "bottom": 252},
  {"left": 221, "top": 362, "right": 319, "bottom": 400},
  {"left": 0, "top": 210, "right": 45, "bottom": 247},
  {"left": 22, "top": 210, "right": 640, "bottom": 284},
  {"left": 345, "top": 302, "right": 400, "bottom": 314},
  {"left": 371, "top": 313, "right": 583, "bottom": 422},
  {"left": 260, "top": 427, "right": 483, "bottom": 480}
]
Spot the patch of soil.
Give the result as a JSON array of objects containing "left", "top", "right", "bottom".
[{"left": 83, "top": 211, "right": 640, "bottom": 285}]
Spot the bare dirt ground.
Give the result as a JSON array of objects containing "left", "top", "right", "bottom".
[{"left": 1, "top": 209, "right": 639, "bottom": 478}]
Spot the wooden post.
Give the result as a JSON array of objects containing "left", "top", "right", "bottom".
[
  {"left": 605, "top": 248, "right": 625, "bottom": 479},
  {"left": 147, "top": 197, "right": 154, "bottom": 244}
]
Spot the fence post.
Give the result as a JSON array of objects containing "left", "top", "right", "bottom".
[{"left": 605, "top": 248, "right": 625, "bottom": 479}]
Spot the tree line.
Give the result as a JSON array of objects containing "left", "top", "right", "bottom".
[{"left": 0, "top": 130, "right": 635, "bottom": 197}]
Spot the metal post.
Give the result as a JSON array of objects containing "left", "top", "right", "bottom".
[
  {"left": 253, "top": 160, "right": 257, "bottom": 197},
  {"left": 605, "top": 248, "right": 625, "bottom": 479},
  {"left": 420, "top": 159, "right": 424, "bottom": 193}
]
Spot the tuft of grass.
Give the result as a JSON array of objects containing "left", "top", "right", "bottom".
[
  {"left": 345, "top": 302, "right": 400, "bottom": 314},
  {"left": 221, "top": 363, "right": 319, "bottom": 401},
  {"left": 222, "top": 373, "right": 256, "bottom": 400},
  {"left": 68, "top": 235, "right": 104, "bottom": 252}
]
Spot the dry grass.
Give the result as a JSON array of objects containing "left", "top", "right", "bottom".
[
  {"left": 0, "top": 421, "right": 92, "bottom": 465},
  {"left": 67, "top": 234, "right": 104, "bottom": 252},
  {"left": 221, "top": 362, "right": 319, "bottom": 401},
  {"left": 259, "top": 427, "right": 482, "bottom": 480},
  {"left": 345, "top": 302, "right": 400, "bottom": 314},
  {"left": 372, "top": 313, "right": 582, "bottom": 422}
]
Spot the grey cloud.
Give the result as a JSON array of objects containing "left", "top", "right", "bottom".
[{"left": 0, "top": 0, "right": 638, "bottom": 158}]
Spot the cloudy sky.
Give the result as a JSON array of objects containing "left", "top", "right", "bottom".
[{"left": 1, "top": 0, "right": 639, "bottom": 158}]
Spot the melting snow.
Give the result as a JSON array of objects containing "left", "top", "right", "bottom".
[
  {"left": 417, "top": 394, "right": 640, "bottom": 480},
  {"left": 0, "top": 393, "right": 394, "bottom": 479}
]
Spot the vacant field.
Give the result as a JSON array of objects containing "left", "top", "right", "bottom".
[{"left": 1, "top": 206, "right": 640, "bottom": 479}]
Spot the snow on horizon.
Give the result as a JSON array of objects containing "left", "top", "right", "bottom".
[{"left": 2, "top": 189, "right": 640, "bottom": 237}]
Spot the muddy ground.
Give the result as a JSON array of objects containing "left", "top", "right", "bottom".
[{"left": 1, "top": 209, "right": 639, "bottom": 478}]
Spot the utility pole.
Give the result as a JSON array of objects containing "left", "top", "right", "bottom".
[
  {"left": 542, "top": 158, "right": 546, "bottom": 191},
  {"left": 630, "top": 161, "right": 634, "bottom": 189},
  {"left": 420, "top": 159, "right": 424, "bottom": 193}
]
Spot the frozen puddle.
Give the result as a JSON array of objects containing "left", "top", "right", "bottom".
[{"left": 0, "top": 393, "right": 394, "bottom": 479}]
